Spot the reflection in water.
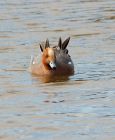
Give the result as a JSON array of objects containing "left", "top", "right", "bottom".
[{"left": 32, "top": 74, "right": 70, "bottom": 83}]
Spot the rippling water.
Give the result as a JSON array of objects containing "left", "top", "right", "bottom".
[{"left": 0, "top": 0, "right": 115, "bottom": 140}]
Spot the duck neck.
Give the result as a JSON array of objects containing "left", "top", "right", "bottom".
[{"left": 42, "top": 58, "right": 52, "bottom": 71}]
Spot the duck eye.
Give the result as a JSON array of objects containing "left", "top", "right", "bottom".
[
  {"left": 64, "top": 49, "right": 68, "bottom": 54},
  {"left": 45, "top": 54, "right": 48, "bottom": 57},
  {"left": 66, "top": 50, "right": 68, "bottom": 54}
]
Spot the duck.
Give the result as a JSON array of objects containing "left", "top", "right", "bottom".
[{"left": 28, "top": 37, "right": 74, "bottom": 76}]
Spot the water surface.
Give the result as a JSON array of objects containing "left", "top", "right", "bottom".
[{"left": 0, "top": 0, "right": 115, "bottom": 140}]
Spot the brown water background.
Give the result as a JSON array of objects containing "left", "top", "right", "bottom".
[{"left": 0, "top": 0, "right": 115, "bottom": 140}]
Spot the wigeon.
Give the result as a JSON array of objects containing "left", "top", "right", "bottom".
[{"left": 29, "top": 37, "right": 74, "bottom": 76}]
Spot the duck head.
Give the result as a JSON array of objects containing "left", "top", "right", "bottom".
[{"left": 40, "top": 39, "right": 56, "bottom": 70}]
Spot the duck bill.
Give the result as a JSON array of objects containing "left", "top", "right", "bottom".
[{"left": 49, "top": 61, "right": 56, "bottom": 70}]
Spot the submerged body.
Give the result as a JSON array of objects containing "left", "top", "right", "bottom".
[{"left": 29, "top": 37, "right": 74, "bottom": 76}]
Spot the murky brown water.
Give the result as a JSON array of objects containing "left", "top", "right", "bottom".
[{"left": 0, "top": 0, "right": 115, "bottom": 140}]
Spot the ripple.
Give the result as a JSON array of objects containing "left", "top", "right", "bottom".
[{"left": 105, "top": 16, "right": 115, "bottom": 20}]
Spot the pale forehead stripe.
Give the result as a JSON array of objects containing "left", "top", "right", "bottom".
[{"left": 48, "top": 48, "right": 54, "bottom": 56}]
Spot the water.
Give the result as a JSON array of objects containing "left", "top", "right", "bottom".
[{"left": 0, "top": 0, "right": 115, "bottom": 139}]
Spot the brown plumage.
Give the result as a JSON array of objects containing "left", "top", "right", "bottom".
[{"left": 29, "top": 37, "right": 74, "bottom": 76}]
